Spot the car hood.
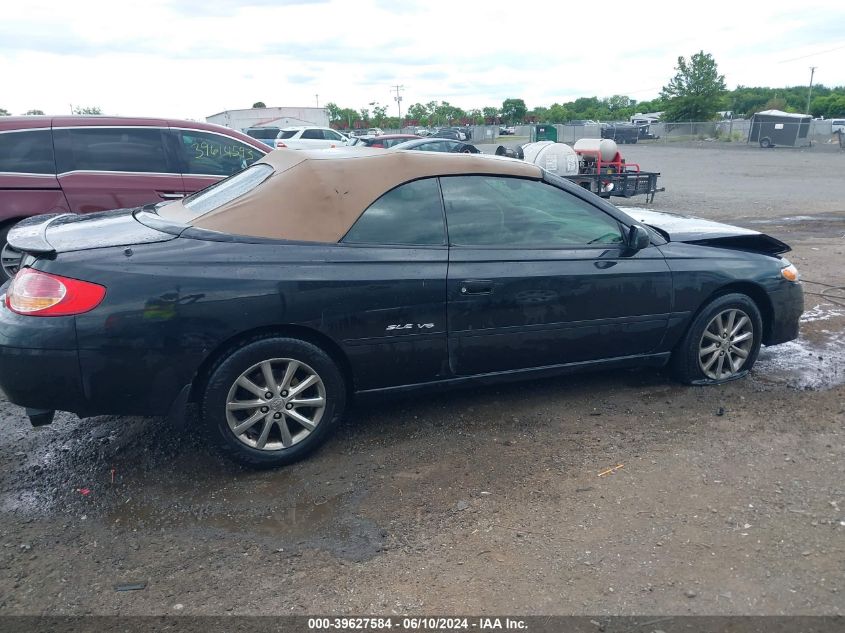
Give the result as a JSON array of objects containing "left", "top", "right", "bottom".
[
  {"left": 5, "top": 208, "right": 178, "bottom": 256},
  {"left": 620, "top": 208, "right": 790, "bottom": 255}
]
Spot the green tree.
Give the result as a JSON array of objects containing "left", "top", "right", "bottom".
[
  {"left": 0, "top": 108, "right": 9, "bottom": 116},
  {"left": 72, "top": 106, "right": 102, "bottom": 115},
  {"left": 660, "top": 51, "right": 726, "bottom": 121},
  {"left": 371, "top": 103, "right": 388, "bottom": 126},
  {"left": 252, "top": 101, "right": 266, "bottom": 108},
  {"left": 546, "top": 103, "right": 570, "bottom": 123},
  {"left": 811, "top": 93, "right": 845, "bottom": 118},
  {"left": 763, "top": 96, "right": 789, "bottom": 112},
  {"left": 406, "top": 102, "right": 430, "bottom": 125},
  {"left": 325, "top": 102, "right": 342, "bottom": 122},
  {"left": 359, "top": 108, "right": 370, "bottom": 123},
  {"left": 500, "top": 98, "right": 527, "bottom": 124},
  {"left": 482, "top": 106, "right": 499, "bottom": 123},
  {"left": 25, "top": 109, "right": 45, "bottom": 115}
]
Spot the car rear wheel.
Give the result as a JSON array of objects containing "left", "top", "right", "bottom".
[
  {"left": 202, "top": 337, "right": 346, "bottom": 468},
  {"left": 670, "top": 293, "right": 763, "bottom": 385},
  {"left": 0, "top": 222, "right": 19, "bottom": 279},
  {"left": 760, "top": 137, "right": 772, "bottom": 148}
]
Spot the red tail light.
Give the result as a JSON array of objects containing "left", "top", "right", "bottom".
[
  {"left": 5, "top": 269, "right": 106, "bottom": 316},
  {"left": 276, "top": 141, "right": 287, "bottom": 148}
]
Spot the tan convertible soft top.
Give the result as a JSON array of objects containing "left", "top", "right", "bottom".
[{"left": 169, "top": 148, "right": 543, "bottom": 242}]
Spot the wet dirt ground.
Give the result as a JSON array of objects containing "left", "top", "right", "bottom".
[{"left": 0, "top": 144, "right": 843, "bottom": 616}]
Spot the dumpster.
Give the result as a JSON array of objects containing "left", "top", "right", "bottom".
[{"left": 532, "top": 125, "right": 558, "bottom": 142}]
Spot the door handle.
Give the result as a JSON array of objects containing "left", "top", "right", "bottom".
[
  {"left": 594, "top": 260, "right": 618, "bottom": 270},
  {"left": 460, "top": 280, "right": 494, "bottom": 296},
  {"left": 157, "top": 191, "right": 185, "bottom": 199}
]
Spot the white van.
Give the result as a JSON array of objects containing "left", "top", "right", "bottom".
[{"left": 831, "top": 119, "right": 845, "bottom": 134}]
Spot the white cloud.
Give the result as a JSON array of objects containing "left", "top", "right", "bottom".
[{"left": 0, "top": 0, "right": 843, "bottom": 119}]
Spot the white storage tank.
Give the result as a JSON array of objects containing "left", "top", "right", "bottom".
[
  {"left": 521, "top": 141, "right": 579, "bottom": 176},
  {"left": 573, "top": 138, "right": 619, "bottom": 162}
]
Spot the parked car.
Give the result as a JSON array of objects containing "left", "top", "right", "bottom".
[
  {"left": 0, "top": 149, "right": 802, "bottom": 467},
  {"left": 601, "top": 123, "right": 639, "bottom": 144},
  {"left": 0, "top": 115, "right": 267, "bottom": 263},
  {"left": 244, "top": 126, "right": 281, "bottom": 148},
  {"left": 428, "top": 128, "right": 464, "bottom": 141},
  {"left": 274, "top": 126, "right": 349, "bottom": 149},
  {"left": 499, "top": 126, "right": 516, "bottom": 135},
  {"left": 350, "top": 134, "right": 422, "bottom": 148},
  {"left": 831, "top": 119, "right": 845, "bottom": 135},
  {"left": 390, "top": 138, "right": 480, "bottom": 153},
  {"left": 414, "top": 127, "right": 430, "bottom": 136}
]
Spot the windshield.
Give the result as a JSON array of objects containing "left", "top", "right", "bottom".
[{"left": 165, "top": 163, "right": 274, "bottom": 220}]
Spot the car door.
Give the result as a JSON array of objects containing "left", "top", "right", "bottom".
[
  {"left": 442, "top": 175, "right": 672, "bottom": 376},
  {"left": 300, "top": 128, "right": 330, "bottom": 148},
  {"left": 334, "top": 177, "right": 449, "bottom": 390},
  {"left": 0, "top": 126, "right": 70, "bottom": 229},
  {"left": 173, "top": 128, "right": 266, "bottom": 195},
  {"left": 323, "top": 129, "right": 347, "bottom": 147},
  {"left": 53, "top": 122, "right": 186, "bottom": 212}
]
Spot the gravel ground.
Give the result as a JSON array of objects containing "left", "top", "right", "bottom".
[{"left": 0, "top": 144, "right": 843, "bottom": 616}]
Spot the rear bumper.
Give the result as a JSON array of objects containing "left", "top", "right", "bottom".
[
  {"left": 0, "top": 345, "right": 88, "bottom": 414},
  {"left": 764, "top": 281, "right": 804, "bottom": 346},
  {"left": 0, "top": 290, "right": 89, "bottom": 413},
  {"left": 0, "top": 289, "right": 195, "bottom": 417}
]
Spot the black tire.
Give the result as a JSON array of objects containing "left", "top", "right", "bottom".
[
  {"left": 202, "top": 336, "right": 346, "bottom": 468},
  {"left": 760, "top": 137, "right": 772, "bottom": 148},
  {"left": 670, "top": 293, "right": 763, "bottom": 385}
]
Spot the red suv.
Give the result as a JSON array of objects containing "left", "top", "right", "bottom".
[{"left": 0, "top": 116, "right": 267, "bottom": 254}]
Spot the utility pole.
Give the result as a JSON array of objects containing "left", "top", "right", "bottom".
[
  {"left": 806, "top": 67, "right": 816, "bottom": 114},
  {"left": 315, "top": 94, "right": 319, "bottom": 108},
  {"left": 391, "top": 85, "right": 405, "bottom": 124}
]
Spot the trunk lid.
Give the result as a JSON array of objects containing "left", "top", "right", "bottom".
[{"left": 2, "top": 208, "right": 178, "bottom": 277}]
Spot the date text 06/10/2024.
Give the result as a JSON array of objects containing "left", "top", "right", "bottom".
[{"left": 307, "top": 617, "right": 528, "bottom": 631}]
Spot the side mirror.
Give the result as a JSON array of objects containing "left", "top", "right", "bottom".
[{"left": 627, "top": 224, "right": 651, "bottom": 251}]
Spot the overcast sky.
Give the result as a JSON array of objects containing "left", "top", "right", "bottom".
[{"left": 2, "top": 0, "right": 844, "bottom": 120}]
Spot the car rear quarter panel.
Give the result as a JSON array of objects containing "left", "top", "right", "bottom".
[{"left": 39, "top": 237, "right": 447, "bottom": 415}]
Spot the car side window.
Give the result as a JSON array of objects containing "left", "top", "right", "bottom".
[
  {"left": 441, "top": 176, "right": 624, "bottom": 247},
  {"left": 0, "top": 130, "right": 55, "bottom": 174},
  {"left": 325, "top": 130, "right": 344, "bottom": 141},
  {"left": 301, "top": 129, "right": 324, "bottom": 140},
  {"left": 55, "top": 127, "right": 169, "bottom": 173},
  {"left": 342, "top": 178, "right": 445, "bottom": 246},
  {"left": 419, "top": 141, "right": 447, "bottom": 152},
  {"left": 178, "top": 131, "right": 262, "bottom": 176}
]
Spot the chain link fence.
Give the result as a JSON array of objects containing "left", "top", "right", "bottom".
[{"left": 391, "top": 120, "right": 843, "bottom": 148}]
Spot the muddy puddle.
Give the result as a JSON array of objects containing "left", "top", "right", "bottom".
[
  {"left": 105, "top": 472, "right": 385, "bottom": 560},
  {"left": 755, "top": 303, "right": 845, "bottom": 390}
]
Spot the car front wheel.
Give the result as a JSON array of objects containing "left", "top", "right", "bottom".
[
  {"left": 671, "top": 293, "right": 763, "bottom": 385},
  {"left": 202, "top": 337, "right": 346, "bottom": 468}
]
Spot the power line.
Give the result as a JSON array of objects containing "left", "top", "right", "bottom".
[{"left": 779, "top": 43, "right": 845, "bottom": 63}]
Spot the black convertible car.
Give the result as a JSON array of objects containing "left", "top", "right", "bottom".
[{"left": 0, "top": 149, "right": 802, "bottom": 467}]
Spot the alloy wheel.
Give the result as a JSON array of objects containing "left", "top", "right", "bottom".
[
  {"left": 225, "top": 358, "right": 326, "bottom": 451},
  {"left": 698, "top": 309, "right": 754, "bottom": 380}
]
